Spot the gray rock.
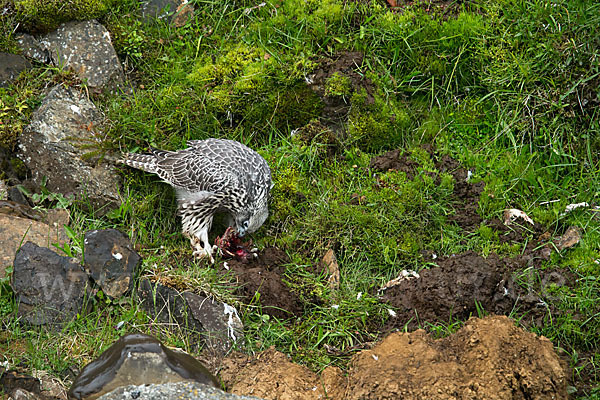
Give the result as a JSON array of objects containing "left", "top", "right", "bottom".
[
  {"left": 0, "top": 53, "right": 31, "bottom": 87},
  {"left": 16, "top": 33, "right": 51, "bottom": 64},
  {"left": 39, "top": 20, "right": 124, "bottom": 90},
  {"left": 0, "top": 203, "right": 70, "bottom": 279},
  {"left": 183, "top": 292, "right": 244, "bottom": 354},
  {"left": 84, "top": 229, "right": 140, "bottom": 299},
  {"left": 98, "top": 381, "right": 263, "bottom": 400},
  {"left": 17, "top": 85, "right": 121, "bottom": 213},
  {"left": 138, "top": 280, "right": 244, "bottom": 354},
  {"left": 68, "top": 333, "right": 219, "bottom": 400},
  {"left": 12, "top": 242, "right": 90, "bottom": 326},
  {"left": 141, "top": 0, "right": 194, "bottom": 27}
]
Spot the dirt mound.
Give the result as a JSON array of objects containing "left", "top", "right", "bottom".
[
  {"left": 219, "top": 316, "right": 567, "bottom": 400},
  {"left": 381, "top": 251, "right": 563, "bottom": 330},
  {"left": 220, "top": 247, "right": 303, "bottom": 320},
  {"left": 346, "top": 316, "right": 567, "bottom": 400},
  {"left": 219, "top": 349, "right": 345, "bottom": 400}
]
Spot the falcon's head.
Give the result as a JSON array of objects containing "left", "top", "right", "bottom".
[{"left": 234, "top": 204, "right": 269, "bottom": 237}]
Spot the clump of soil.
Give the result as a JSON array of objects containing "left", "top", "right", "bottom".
[
  {"left": 219, "top": 316, "right": 567, "bottom": 400},
  {"left": 381, "top": 251, "right": 567, "bottom": 331},
  {"left": 307, "top": 51, "right": 375, "bottom": 132},
  {"left": 220, "top": 247, "right": 303, "bottom": 320}
]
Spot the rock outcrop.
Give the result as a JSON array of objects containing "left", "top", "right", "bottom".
[{"left": 17, "top": 85, "right": 120, "bottom": 213}]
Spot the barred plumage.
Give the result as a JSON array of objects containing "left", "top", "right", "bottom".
[{"left": 120, "top": 138, "right": 272, "bottom": 262}]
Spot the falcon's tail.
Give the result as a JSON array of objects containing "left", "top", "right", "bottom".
[{"left": 118, "top": 153, "right": 159, "bottom": 174}]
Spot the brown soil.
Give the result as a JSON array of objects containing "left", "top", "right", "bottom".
[
  {"left": 219, "top": 247, "right": 303, "bottom": 320},
  {"left": 380, "top": 251, "right": 570, "bottom": 331},
  {"left": 307, "top": 51, "right": 375, "bottom": 133},
  {"left": 219, "top": 316, "right": 567, "bottom": 400},
  {"left": 371, "top": 148, "right": 485, "bottom": 231}
]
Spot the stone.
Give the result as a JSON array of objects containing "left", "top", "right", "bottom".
[
  {"left": 12, "top": 242, "right": 89, "bottom": 326},
  {"left": 17, "top": 85, "right": 121, "bottom": 213},
  {"left": 97, "top": 381, "right": 262, "bottom": 400},
  {"left": 16, "top": 33, "right": 51, "bottom": 64},
  {"left": 84, "top": 229, "right": 140, "bottom": 299},
  {"left": 183, "top": 292, "right": 244, "bottom": 354},
  {"left": 138, "top": 280, "right": 244, "bottom": 354},
  {"left": 0, "top": 53, "right": 31, "bottom": 87},
  {"left": 38, "top": 20, "right": 124, "bottom": 90},
  {"left": 141, "top": 0, "right": 194, "bottom": 27},
  {"left": 0, "top": 206, "right": 69, "bottom": 279},
  {"left": 68, "top": 333, "right": 219, "bottom": 400}
]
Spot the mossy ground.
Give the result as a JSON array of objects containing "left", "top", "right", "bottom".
[{"left": 1, "top": 0, "right": 599, "bottom": 397}]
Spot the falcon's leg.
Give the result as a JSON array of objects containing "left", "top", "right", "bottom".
[{"left": 181, "top": 209, "right": 215, "bottom": 263}]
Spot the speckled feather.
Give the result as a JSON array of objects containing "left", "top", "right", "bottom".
[{"left": 120, "top": 138, "right": 272, "bottom": 261}]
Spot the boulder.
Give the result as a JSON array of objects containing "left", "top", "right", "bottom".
[
  {"left": 12, "top": 242, "right": 90, "bottom": 326},
  {"left": 98, "top": 381, "right": 262, "bottom": 400},
  {"left": 34, "top": 20, "right": 124, "bottom": 90},
  {"left": 17, "top": 85, "right": 121, "bottom": 213},
  {"left": 0, "top": 53, "right": 31, "bottom": 87},
  {"left": 138, "top": 280, "right": 244, "bottom": 354},
  {"left": 84, "top": 229, "right": 140, "bottom": 299},
  {"left": 68, "top": 333, "right": 219, "bottom": 400}
]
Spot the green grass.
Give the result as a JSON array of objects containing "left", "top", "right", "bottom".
[{"left": 1, "top": 0, "right": 599, "bottom": 397}]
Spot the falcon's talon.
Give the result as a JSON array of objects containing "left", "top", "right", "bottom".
[{"left": 121, "top": 138, "right": 271, "bottom": 263}]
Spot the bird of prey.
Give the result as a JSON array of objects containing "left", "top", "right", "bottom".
[{"left": 120, "top": 138, "right": 272, "bottom": 262}]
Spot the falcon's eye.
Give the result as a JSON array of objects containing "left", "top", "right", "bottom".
[{"left": 243, "top": 221, "right": 249, "bottom": 229}]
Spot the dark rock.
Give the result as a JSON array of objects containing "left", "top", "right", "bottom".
[
  {"left": 12, "top": 242, "right": 90, "bottom": 326},
  {"left": 97, "top": 381, "right": 262, "bottom": 400},
  {"left": 141, "top": 0, "right": 194, "bottom": 27},
  {"left": 38, "top": 20, "right": 124, "bottom": 90},
  {"left": 0, "top": 53, "right": 31, "bottom": 87},
  {"left": 16, "top": 85, "right": 121, "bottom": 213},
  {"left": 84, "top": 229, "right": 140, "bottom": 299},
  {"left": 138, "top": 280, "right": 244, "bottom": 354},
  {"left": 8, "top": 185, "right": 30, "bottom": 206},
  {"left": 183, "top": 292, "right": 244, "bottom": 354},
  {"left": 68, "top": 333, "right": 219, "bottom": 400}
]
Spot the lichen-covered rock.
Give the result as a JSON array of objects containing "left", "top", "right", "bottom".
[
  {"left": 12, "top": 242, "right": 90, "bottom": 326},
  {"left": 38, "top": 20, "right": 124, "bottom": 90},
  {"left": 16, "top": 33, "right": 51, "bottom": 63},
  {"left": 138, "top": 280, "right": 244, "bottom": 354},
  {"left": 141, "top": 0, "right": 194, "bottom": 27},
  {"left": 0, "top": 53, "right": 31, "bottom": 87},
  {"left": 84, "top": 229, "right": 140, "bottom": 299},
  {"left": 68, "top": 333, "right": 219, "bottom": 400},
  {"left": 17, "top": 85, "right": 120, "bottom": 213},
  {"left": 97, "top": 381, "right": 262, "bottom": 400}
]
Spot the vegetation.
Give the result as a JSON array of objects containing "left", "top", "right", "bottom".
[{"left": 0, "top": 0, "right": 599, "bottom": 397}]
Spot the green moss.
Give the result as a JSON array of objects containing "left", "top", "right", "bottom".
[
  {"left": 271, "top": 165, "right": 303, "bottom": 220},
  {"left": 346, "top": 89, "right": 411, "bottom": 151},
  {"left": 14, "top": 0, "right": 117, "bottom": 32},
  {"left": 188, "top": 44, "right": 322, "bottom": 137},
  {"left": 324, "top": 72, "right": 352, "bottom": 98}
]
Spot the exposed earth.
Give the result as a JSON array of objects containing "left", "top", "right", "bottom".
[{"left": 219, "top": 316, "right": 567, "bottom": 400}]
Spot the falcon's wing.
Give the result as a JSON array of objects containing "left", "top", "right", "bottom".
[{"left": 153, "top": 147, "right": 239, "bottom": 193}]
